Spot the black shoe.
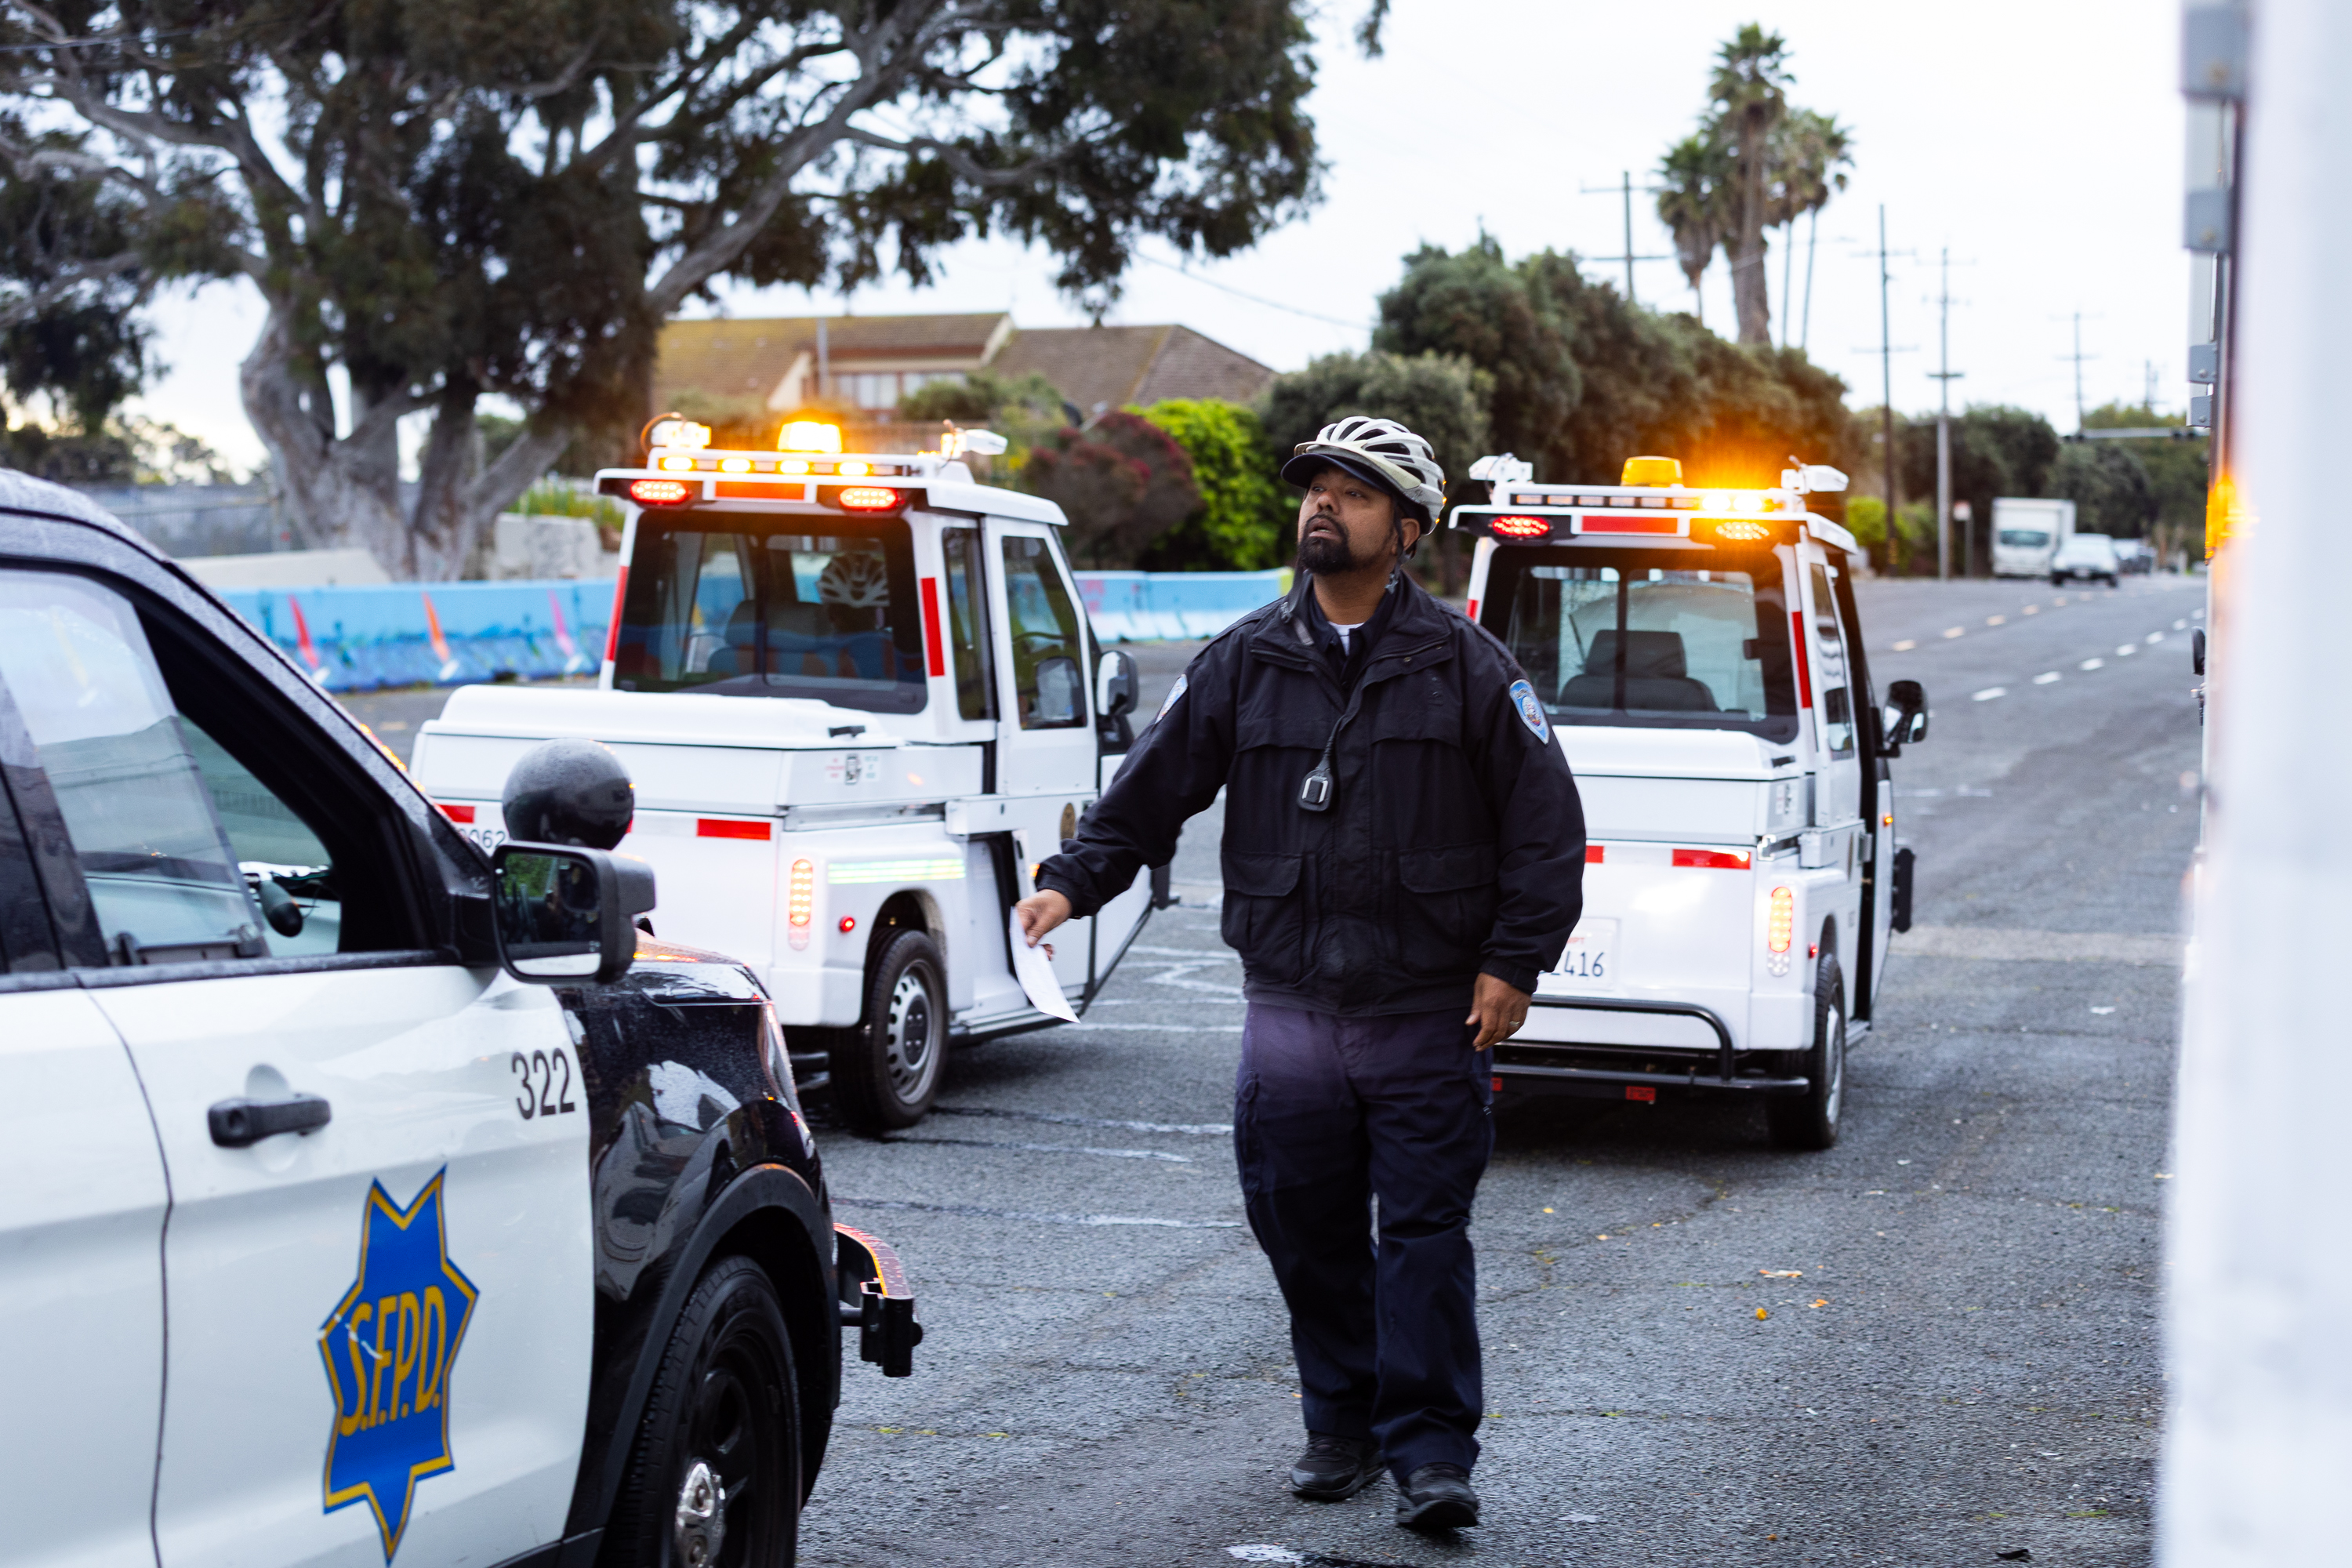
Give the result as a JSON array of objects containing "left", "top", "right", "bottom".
[
  {"left": 1289, "top": 1434, "right": 1383, "bottom": 1501},
  {"left": 1394, "top": 1463, "right": 1480, "bottom": 1530}
]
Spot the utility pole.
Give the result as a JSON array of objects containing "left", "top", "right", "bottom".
[
  {"left": 1801, "top": 209, "right": 1820, "bottom": 351},
  {"left": 2060, "top": 312, "right": 2096, "bottom": 432},
  {"left": 1929, "top": 247, "right": 1965, "bottom": 581},
  {"left": 1878, "top": 206, "right": 1897, "bottom": 561},
  {"left": 1579, "top": 173, "right": 1671, "bottom": 304}
]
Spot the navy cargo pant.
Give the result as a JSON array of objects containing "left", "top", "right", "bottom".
[{"left": 1234, "top": 1001, "right": 1494, "bottom": 1481}]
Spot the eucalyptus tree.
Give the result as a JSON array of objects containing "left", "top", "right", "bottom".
[{"left": 0, "top": 0, "right": 1370, "bottom": 576}]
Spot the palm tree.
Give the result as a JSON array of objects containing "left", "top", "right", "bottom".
[
  {"left": 1708, "top": 24, "right": 1794, "bottom": 347},
  {"left": 1655, "top": 133, "right": 1732, "bottom": 327}
]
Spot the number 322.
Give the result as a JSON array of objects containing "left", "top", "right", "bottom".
[{"left": 512, "top": 1049, "right": 579, "bottom": 1119}]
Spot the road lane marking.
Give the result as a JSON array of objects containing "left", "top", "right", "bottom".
[
  {"left": 2033, "top": 671, "right": 2060, "bottom": 684},
  {"left": 935, "top": 1105, "right": 1234, "bottom": 1136},
  {"left": 1891, "top": 639, "right": 1918, "bottom": 652},
  {"left": 2023, "top": 604, "right": 2041, "bottom": 614},
  {"left": 2081, "top": 658, "right": 2106, "bottom": 670},
  {"left": 2174, "top": 618, "right": 2189, "bottom": 630},
  {"left": 2116, "top": 644, "right": 2137, "bottom": 656},
  {"left": 1943, "top": 626, "right": 1965, "bottom": 639},
  {"left": 2145, "top": 632, "right": 2164, "bottom": 644},
  {"left": 1890, "top": 927, "right": 2184, "bottom": 966},
  {"left": 1972, "top": 688, "right": 2007, "bottom": 702},
  {"left": 1986, "top": 615, "right": 2006, "bottom": 626},
  {"left": 879, "top": 1134, "right": 1195, "bottom": 1163},
  {"left": 833, "top": 1196, "right": 1243, "bottom": 1229}
]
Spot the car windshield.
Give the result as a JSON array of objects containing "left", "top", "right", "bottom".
[
  {"left": 1489, "top": 546, "right": 1799, "bottom": 741},
  {"left": 2056, "top": 537, "right": 2114, "bottom": 563},
  {"left": 612, "top": 516, "right": 924, "bottom": 712},
  {"left": 1998, "top": 528, "right": 2050, "bottom": 547}
]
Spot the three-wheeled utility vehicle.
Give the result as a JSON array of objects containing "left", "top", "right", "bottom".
[
  {"left": 1455, "top": 454, "right": 1929, "bottom": 1148},
  {"left": 413, "top": 421, "right": 1163, "bottom": 1131}
]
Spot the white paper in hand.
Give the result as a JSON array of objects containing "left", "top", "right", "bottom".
[{"left": 1010, "top": 909, "right": 1079, "bottom": 1022}]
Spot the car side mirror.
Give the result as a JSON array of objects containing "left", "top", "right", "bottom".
[
  {"left": 1884, "top": 679, "right": 1929, "bottom": 748},
  {"left": 1096, "top": 648, "right": 1138, "bottom": 717},
  {"left": 492, "top": 842, "right": 655, "bottom": 985},
  {"left": 2192, "top": 628, "right": 2206, "bottom": 676}
]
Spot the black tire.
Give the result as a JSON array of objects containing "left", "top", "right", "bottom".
[
  {"left": 829, "top": 929, "right": 947, "bottom": 1133},
  {"left": 1767, "top": 956, "right": 1846, "bottom": 1152},
  {"left": 607, "top": 1255, "right": 801, "bottom": 1568},
  {"left": 2050, "top": 573, "right": 2064, "bottom": 587}
]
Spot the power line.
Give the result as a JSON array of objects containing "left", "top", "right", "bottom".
[
  {"left": 1577, "top": 173, "right": 1671, "bottom": 304},
  {"left": 1131, "top": 252, "right": 1370, "bottom": 332}
]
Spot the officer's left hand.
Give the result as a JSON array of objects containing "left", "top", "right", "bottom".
[{"left": 1466, "top": 972, "right": 1532, "bottom": 1050}]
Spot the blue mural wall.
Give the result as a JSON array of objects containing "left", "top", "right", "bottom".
[{"left": 220, "top": 568, "right": 1291, "bottom": 691}]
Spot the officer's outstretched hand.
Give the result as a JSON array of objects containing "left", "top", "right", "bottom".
[
  {"left": 1466, "top": 972, "right": 1533, "bottom": 1051},
  {"left": 1014, "top": 889, "right": 1071, "bottom": 958}
]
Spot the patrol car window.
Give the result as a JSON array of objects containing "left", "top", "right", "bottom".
[
  {"left": 612, "top": 517, "right": 924, "bottom": 713},
  {"left": 1492, "top": 552, "right": 1799, "bottom": 742},
  {"left": 999, "top": 535, "right": 1085, "bottom": 730},
  {"left": 0, "top": 571, "right": 264, "bottom": 963},
  {"left": 943, "top": 525, "right": 996, "bottom": 721},
  {"left": 1809, "top": 563, "right": 1856, "bottom": 754},
  {"left": 179, "top": 724, "right": 345, "bottom": 957}
]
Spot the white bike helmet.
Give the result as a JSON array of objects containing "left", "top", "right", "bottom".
[
  {"left": 1280, "top": 416, "right": 1447, "bottom": 525},
  {"left": 817, "top": 548, "right": 891, "bottom": 608}
]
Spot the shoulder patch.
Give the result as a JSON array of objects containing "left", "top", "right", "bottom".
[
  {"left": 1508, "top": 678, "right": 1551, "bottom": 742},
  {"left": 1156, "top": 672, "right": 1188, "bottom": 721}
]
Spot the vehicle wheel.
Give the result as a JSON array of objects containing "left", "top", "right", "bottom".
[
  {"left": 1768, "top": 956, "right": 1846, "bottom": 1152},
  {"left": 608, "top": 1254, "right": 800, "bottom": 1568},
  {"left": 2050, "top": 574, "right": 2064, "bottom": 587},
  {"left": 829, "top": 929, "right": 947, "bottom": 1133}
]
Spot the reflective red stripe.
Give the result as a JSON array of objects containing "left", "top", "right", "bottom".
[
  {"left": 1465, "top": 597, "right": 1480, "bottom": 622},
  {"left": 1585, "top": 844, "right": 1604, "bottom": 864},
  {"left": 697, "top": 818, "right": 772, "bottom": 840},
  {"left": 437, "top": 803, "right": 476, "bottom": 823},
  {"left": 1626, "top": 1085, "right": 1657, "bottom": 1102},
  {"left": 1672, "top": 848, "right": 1751, "bottom": 869},
  {"left": 919, "top": 576, "right": 947, "bottom": 678},
  {"left": 1577, "top": 515, "right": 1679, "bottom": 535},
  {"left": 604, "top": 565, "right": 628, "bottom": 665},
  {"left": 1791, "top": 610, "right": 1812, "bottom": 706}
]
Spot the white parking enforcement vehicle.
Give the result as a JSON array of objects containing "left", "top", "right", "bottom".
[
  {"left": 1455, "top": 454, "right": 1928, "bottom": 1149},
  {"left": 413, "top": 420, "right": 1163, "bottom": 1131},
  {"left": 0, "top": 474, "right": 916, "bottom": 1568}
]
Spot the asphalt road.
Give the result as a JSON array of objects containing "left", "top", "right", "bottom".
[{"left": 344, "top": 572, "right": 2204, "bottom": 1566}]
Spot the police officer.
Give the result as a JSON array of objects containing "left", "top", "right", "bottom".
[{"left": 1015, "top": 416, "right": 1587, "bottom": 1531}]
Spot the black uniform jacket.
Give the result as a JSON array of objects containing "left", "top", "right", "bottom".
[{"left": 1038, "top": 571, "right": 1588, "bottom": 1016}]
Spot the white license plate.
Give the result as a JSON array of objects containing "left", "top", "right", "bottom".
[{"left": 1552, "top": 918, "right": 1618, "bottom": 988}]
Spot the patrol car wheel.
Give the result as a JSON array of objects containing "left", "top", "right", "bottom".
[
  {"left": 1767, "top": 957, "right": 1846, "bottom": 1152},
  {"left": 830, "top": 929, "right": 946, "bottom": 1134},
  {"left": 609, "top": 1254, "right": 800, "bottom": 1567}
]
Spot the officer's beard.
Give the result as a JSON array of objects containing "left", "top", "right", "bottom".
[{"left": 1295, "top": 514, "right": 1360, "bottom": 575}]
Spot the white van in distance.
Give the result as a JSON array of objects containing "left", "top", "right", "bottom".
[
  {"left": 414, "top": 419, "right": 1160, "bottom": 1131},
  {"left": 1455, "top": 454, "right": 1929, "bottom": 1148},
  {"left": 1991, "top": 496, "right": 2077, "bottom": 578}
]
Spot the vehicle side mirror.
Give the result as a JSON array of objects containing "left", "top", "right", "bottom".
[
  {"left": 492, "top": 842, "right": 655, "bottom": 985},
  {"left": 1097, "top": 648, "right": 1138, "bottom": 717},
  {"left": 2192, "top": 628, "right": 2206, "bottom": 676},
  {"left": 1884, "top": 679, "right": 1929, "bottom": 748}
]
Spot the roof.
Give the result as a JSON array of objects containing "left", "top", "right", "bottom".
[
  {"left": 653, "top": 314, "right": 1014, "bottom": 407},
  {"left": 990, "top": 324, "right": 1276, "bottom": 416},
  {"left": 0, "top": 467, "right": 153, "bottom": 545}
]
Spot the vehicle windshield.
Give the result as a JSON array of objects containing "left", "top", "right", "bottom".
[
  {"left": 1489, "top": 546, "right": 1799, "bottom": 741},
  {"left": 2056, "top": 536, "right": 2114, "bottom": 563},
  {"left": 1998, "top": 528, "right": 2051, "bottom": 547},
  {"left": 612, "top": 515, "right": 924, "bottom": 712}
]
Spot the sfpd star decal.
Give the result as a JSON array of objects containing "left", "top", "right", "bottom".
[{"left": 317, "top": 1170, "right": 478, "bottom": 1562}]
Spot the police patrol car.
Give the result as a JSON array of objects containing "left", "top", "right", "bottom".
[
  {"left": 0, "top": 472, "right": 917, "bottom": 1567},
  {"left": 1456, "top": 454, "right": 1929, "bottom": 1148},
  {"left": 412, "top": 419, "right": 1163, "bottom": 1132}
]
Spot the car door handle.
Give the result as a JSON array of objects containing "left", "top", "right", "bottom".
[{"left": 208, "top": 1093, "right": 332, "bottom": 1148}]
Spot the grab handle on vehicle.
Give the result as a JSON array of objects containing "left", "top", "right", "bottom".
[{"left": 208, "top": 1093, "right": 332, "bottom": 1148}]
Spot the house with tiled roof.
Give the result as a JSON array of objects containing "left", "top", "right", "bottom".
[{"left": 652, "top": 313, "right": 1276, "bottom": 420}]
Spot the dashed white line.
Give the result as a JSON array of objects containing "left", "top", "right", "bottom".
[
  {"left": 2116, "top": 644, "right": 2137, "bottom": 657},
  {"left": 1891, "top": 639, "right": 1918, "bottom": 652},
  {"left": 1972, "top": 687, "right": 2007, "bottom": 702},
  {"left": 2145, "top": 632, "right": 2164, "bottom": 644},
  {"left": 1986, "top": 615, "right": 2007, "bottom": 626},
  {"left": 2033, "top": 672, "right": 2061, "bottom": 684},
  {"left": 2082, "top": 658, "right": 2106, "bottom": 670},
  {"left": 2173, "top": 619, "right": 2188, "bottom": 630},
  {"left": 1942, "top": 626, "right": 1966, "bottom": 639}
]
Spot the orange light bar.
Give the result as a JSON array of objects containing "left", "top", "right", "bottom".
[{"left": 1709, "top": 518, "right": 1773, "bottom": 542}]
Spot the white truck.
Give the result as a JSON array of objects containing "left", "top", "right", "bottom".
[
  {"left": 1454, "top": 455, "right": 1929, "bottom": 1148},
  {"left": 413, "top": 422, "right": 1161, "bottom": 1131},
  {"left": 1991, "top": 496, "right": 2077, "bottom": 578}
]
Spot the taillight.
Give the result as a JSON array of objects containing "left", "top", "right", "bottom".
[
  {"left": 1767, "top": 886, "right": 1795, "bottom": 975},
  {"left": 788, "top": 858, "right": 815, "bottom": 949},
  {"left": 630, "top": 478, "right": 693, "bottom": 506},
  {"left": 1490, "top": 515, "right": 1551, "bottom": 539},
  {"left": 837, "top": 485, "right": 902, "bottom": 512}
]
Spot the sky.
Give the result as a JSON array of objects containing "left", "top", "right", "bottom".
[{"left": 126, "top": 0, "right": 2190, "bottom": 474}]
